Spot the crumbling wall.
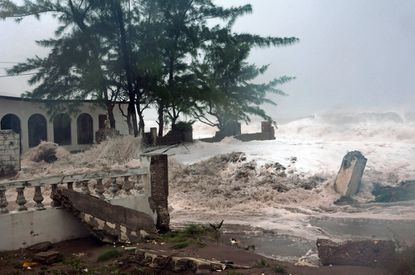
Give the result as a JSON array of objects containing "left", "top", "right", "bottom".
[
  {"left": 0, "top": 130, "right": 20, "bottom": 176},
  {"left": 235, "top": 121, "right": 275, "bottom": 141}
]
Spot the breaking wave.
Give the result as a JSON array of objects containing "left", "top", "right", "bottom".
[
  {"left": 278, "top": 112, "right": 415, "bottom": 143},
  {"left": 168, "top": 112, "right": 415, "bottom": 245}
]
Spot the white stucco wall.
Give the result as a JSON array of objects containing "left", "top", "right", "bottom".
[
  {"left": 0, "top": 96, "right": 129, "bottom": 153},
  {"left": 0, "top": 208, "right": 90, "bottom": 250}
]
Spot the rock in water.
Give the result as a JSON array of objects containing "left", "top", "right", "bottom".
[
  {"left": 372, "top": 180, "right": 415, "bottom": 202},
  {"left": 317, "top": 239, "right": 396, "bottom": 267},
  {"left": 334, "top": 151, "right": 367, "bottom": 197}
]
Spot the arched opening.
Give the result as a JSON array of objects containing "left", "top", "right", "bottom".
[
  {"left": 1, "top": 114, "right": 21, "bottom": 134},
  {"left": 77, "top": 113, "right": 93, "bottom": 144},
  {"left": 28, "top": 114, "right": 47, "bottom": 148},
  {"left": 53, "top": 113, "right": 71, "bottom": 145}
]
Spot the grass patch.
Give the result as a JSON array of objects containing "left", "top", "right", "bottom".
[
  {"left": 160, "top": 224, "right": 220, "bottom": 249},
  {"left": 273, "top": 264, "right": 287, "bottom": 274},
  {"left": 97, "top": 248, "right": 122, "bottom": 262},
  {"left": 255, "top": 258, "right": 270, "bottom": 268}
]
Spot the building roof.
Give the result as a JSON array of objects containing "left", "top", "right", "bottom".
[{"left": 0, "top": 94, "right": 128, "bottom": 104}]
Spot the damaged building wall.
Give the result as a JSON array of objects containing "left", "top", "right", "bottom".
[{"left": 0, "top": 130, "right": 20, "bottom": 177}]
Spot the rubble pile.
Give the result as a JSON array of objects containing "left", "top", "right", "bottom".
[{"left": 18, "top": 136, "right": 142, "bottom": 180}]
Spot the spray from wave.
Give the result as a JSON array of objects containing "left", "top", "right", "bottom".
[{"left": 277, "top": 112, "right": 415, "bottom": 143}]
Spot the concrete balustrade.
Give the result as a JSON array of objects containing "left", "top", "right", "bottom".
[
  {"left": 0, "top": 167, "right": 149, "bottom": 214},
  {"left": 0, "top": 154, "right": 169, "bottom": 251}
]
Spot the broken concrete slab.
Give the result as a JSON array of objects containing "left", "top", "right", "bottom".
[
  {"left": 33, "top": 250, "right": 63, "bottom": 264},
  {"left": 317, "top": 239, "right": 396, "bottom": 267},
  {"left": 27, "top": 242, "right": 53, "bottom": 253},
  {"left": 334, "top": 151, "right": 367, "bottom": 197},
  {"left": 53, "top": 188, "right": 156, "bottom": 243}
]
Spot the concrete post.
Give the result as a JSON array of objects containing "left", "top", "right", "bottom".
[
  {"left": 149, "top": 154, "right": 169, "bottom": 233},
  {"left": 150, "top": 127, "right": 157, "bottom": 146},
  {"left": 334, "top": 151, "right": 367, "bottom": 197}
]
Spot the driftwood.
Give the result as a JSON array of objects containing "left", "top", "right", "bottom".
[{"left": 209, "top": 220, "right": 224, "bottom": 231}]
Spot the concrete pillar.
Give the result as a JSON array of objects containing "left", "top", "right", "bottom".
[
  {"left": 149, "top": 154, "right": 169, "bottom": 233},
  {"left": 92, "top": 114, "right": 100, "bottom": 144},
  {"left": 261, "top": 121, "right": 275, "bottom": 140},
  {"left": 70, "top": 115, "right": 77, "bottom": 146},
  {"left": 20, "top": 115, "right": 29, "bottom": 153},
  {"left": 150, "top": 127, "right": 157, "bottom": 146},
  {"left": 334, "top": 151, "right": 367, "bottom": 197}
]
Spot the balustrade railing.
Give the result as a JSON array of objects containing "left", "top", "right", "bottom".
[{"left": 0, "top": 167, "right": 149, "bottom": 214}]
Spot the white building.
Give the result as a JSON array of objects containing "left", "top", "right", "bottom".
[{"left": 0, "top": 95, "right": 129, "bottom": 153}]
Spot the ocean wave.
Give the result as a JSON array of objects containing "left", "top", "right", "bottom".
[{"left": 278, "top": 112, "right": 415, "bottom": 143}]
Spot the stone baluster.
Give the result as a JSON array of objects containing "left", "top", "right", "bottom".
[
  {"left": 95, "top": 179, "right": 105, "bottom": 199},
  {"left": 123, "top": 176, "right": 132, "bottom": 193},
  {"left": 110, "top": 177, "right": 119, "bottom": 196},
  {"left": 33, "top": 186, "right": 45, "bottom": 210},
  {"left": 16, "top": 187, "right": 27, "bottom": 211},
  {"left": 81, "top": 180, "right": 90, "bottom": 195},
  {"left": 134, "top": 175, "right": 144, "bottom": 192},
  {"left": 67, "top": 182, "right": 74, "bottom": 190},
  {"left": 0, "top": 188, "right": 8, "bottom": 214},
  {"left": 50, "top": 184, "right": 61, "bottom": 207}
]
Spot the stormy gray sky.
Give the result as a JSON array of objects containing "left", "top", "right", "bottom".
[{"left": 0, "top": 0, "right": 414, "bottom": 120}]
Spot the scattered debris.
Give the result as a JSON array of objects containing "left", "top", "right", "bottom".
[
  {"left": 22, "top": 261, "right": 38, "bottom": 269},
  {"left": 334, "top": 151, "right": 367, "bottom": 197},
  {"left": 209, "top": 220, "right": 224, "bottom": 231},
  {"left": 27, "top": 142, "right": 59, "bottom": 163},
  {"left": 317, "top": 238, "right": 396, "bottom": 267}
]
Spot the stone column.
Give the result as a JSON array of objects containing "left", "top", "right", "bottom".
[
  {"left": 334, "top": 151, "right": 367, "bottom": 197},
  {"left": 150, "top": 127, "right": 157, "bottom": 146},
  {"left": 149, "top": 154, "right": 169, "bottom": 233}
]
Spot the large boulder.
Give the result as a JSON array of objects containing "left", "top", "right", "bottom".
[
  {"left": 334, "top": 151, "right": 367, "bottom": 197},
  {"left": 317, "top": 239, "right": 396, "bottom": 267}
]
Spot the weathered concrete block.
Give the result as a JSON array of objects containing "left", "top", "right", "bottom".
[{"left": 334, "top": 151, "right": 367, "bottom": 197}]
